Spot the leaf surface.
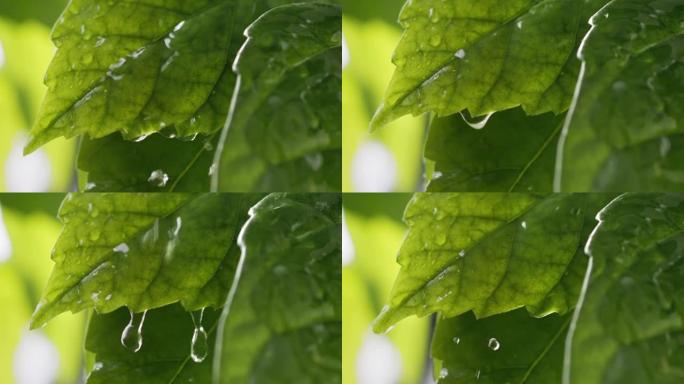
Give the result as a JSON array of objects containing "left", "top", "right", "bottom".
[
  {"left": 213, "top": 3, "right": 342, "bottom": 192},
  {"left": 568, "top": 193, "right": 684, "bottom": 383},
  {"left": 26, "top": 0, "right": 269, "bottom": 153},
  {"left": 30, "top": 193, "right": 261, "bottom": 328},
  {"left": 215, "top": 193, "right": 341, "bottom": 383},
  {"left": 370, "top": 0, "right": 609, "bottom": 129},
  {"left": 433, "top": 309, "right": 569, "bottom": 383},
  {"left": 556, "top": 0, "right": 684, "bottom": 191},
  {"left": 78, "top": 133, "right": 217, "bottom": 192},
  {"left": 373, "top": 193, "right": 613, "bottom": 332},
  {"left": 425, "top": 108, "right": 563, "bottom": 192}
]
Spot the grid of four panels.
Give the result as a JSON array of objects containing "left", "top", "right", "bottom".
[{"left": 0, "top": 1, "right": 682, "bottom": 383}]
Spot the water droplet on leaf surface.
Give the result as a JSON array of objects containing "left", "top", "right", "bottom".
[
  {"left": 148, "top": 169, "right": 169, "bottom": 187},
  {"left": 488, "top": 337, "right": 500, "bottom": 351}
]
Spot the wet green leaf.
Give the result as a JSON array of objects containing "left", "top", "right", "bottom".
[
  {"left": 556, "top": 0, "right": 684, "bottom": 192},
  {"left": 370, "top": 0, "right": 609, "bottom": 130},
  {"left": 213, "top": 3, "right": 342, "bottom": 192},
  {"left": 373, "top": 193, "right": 613, "bottom": 333},
  {"left": 78, "top": 133, "right": 217, "bottom": 192},
  {"left": 86, "top": 304, "right": 218, "bottom": 383},
  {"left": 433, "top": 309, "right": 569, "bottom": 383},
  {"left": 215, "top": 193, "right": 341, "bottom": 383},
  {"left": 569, "top": 193, "right": 684, "bottom": 383},
  {"left": 26, "top": 0, "right": 270, "bottom": 153},
  {"left": 30, "top": 193, "right": 262, "bottom": 329},
  {"left": 425, "top": 108, "right": 563, "bottom": 192}
]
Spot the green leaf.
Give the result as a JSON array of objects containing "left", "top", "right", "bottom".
[
  {"left": 373, "top": 193, "right": 613, "bottom": 333},
  {"left": 370, "top": 0, "right": 609, "bottom": 130},
  {"left": 30, "top": 193, "right": 262, "bottom": 329},
  {"left": 556, "top": 0, "right": 684, "bottom": 192},
  {"left": 433, "top": 309, "right": 570, "bottom": 383},
  {"left": 85, "top": 304, "right": 218, "bottom": 383},
  {"left": 25, "top": 0, "right": 268, "bottom": 153},
  {"left": 568, "top": 193, "right": 684, "bottom": 383},
  {"left": 78, "top": 133, "right": 216, "bottom": 192},
  {"left": 425, "top": 108, "right": 563, "bottom": 192},
  {"left": 213, "top": 3, "right": 342, "bottom": 192},
  {"left": 215, "top": 193, "right": 341, "bottom": 383}
]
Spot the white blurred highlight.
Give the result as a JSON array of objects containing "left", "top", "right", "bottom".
[
  {"left": 342, "top": 211, "right": 355, "bottom": 266},
  {"left": 0, "top": 206, "right": 11, "bottom": 263},
  {"left": 5, "top": 133, "right": 53, "bottom": 192},
  {"left": 13, "top": 330, "right": 60, "bottom": 384},
  {"left": 342, "top": 34, "right": 350, "bottom": 69},
  {"left": 352, "top": 140, "right": 397, "bottom": 192},
  {"left": 356, "top": 331, "right": 402, "bottom": 384}
]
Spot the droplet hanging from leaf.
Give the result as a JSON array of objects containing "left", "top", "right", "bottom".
[
  {"left": 121, "top": 309, "right": 147, "bottom": 353},
  {"left": 190, "top": 308, "right": 208, "bottom": 363}
]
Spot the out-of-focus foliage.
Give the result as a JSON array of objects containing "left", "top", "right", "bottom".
[
  {"left": 0, "top": 17, "right": 76, "bottom": 191},
  {"left": 0, "top": 196, "right": 85, "bottom": 384},
  {"left": 0, "top": 0, "right": 66, "bottom": 27},
  {"left": 343, "top": 18, "right": 424, "bottom": 192},
  {"left": 343, "top": 196, "right": 431, "bottom": 384}
]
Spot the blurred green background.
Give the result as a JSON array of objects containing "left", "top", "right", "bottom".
[
  {"left": 0, "top": 0, "right": 76, "bottom": 192},
  {"left": 0, "top": 194, "right": 86, "bottom": 384},
  {"left": 343, "top": 193, "right": 433, "bottom": 384},
  {"left": 342, "top": 0, "right": 426, "bottom": 192}
]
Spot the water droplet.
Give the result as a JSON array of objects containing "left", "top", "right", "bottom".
[
  {"left": 208, "top": 164, "right": 217, "bottom": 176},
  {"left": 429, "top": 35, "right": 441, "bottom": 46},
  {"left": 458, "top": 249, "right": 466, "bottom": 257},
  {"left": 384, "top": 325, "right": 396, "bottom": 335},
  {"left": 428, "top": 8, "right": 440, "bottom": 23},
  {"left": 89, "top": 230, "right": 101, "bottom": 241},
  {"left": 305, "top": 153, "right": 323, "bottom": 171},
  {"left": 439, "top": 368, "right": 449, "bottom": 379},
  {"left": 148, "top": 169, "right": 169, "bottom": 188},
  {"left": 516, "top": 20, "right": 524, "bottom": 29},
  {"left": 459, "top": 111, "right": 493, "bottom": 129},
  {"left": 521, "top": 221, "right": 527, "bottom": 230},
  {"left": 488, "top": 337, "right": 500, "bottom": 351},
  {"left": 436, "top": 233, "right": 447, "bottom": 245},
  {"left": 190, "top": 309, "right": 208, "bottom": 363},
  {"left": 330, "top": 30, "right": 342, "bottom": 45},
  {"left": 452, "top": 336, "right": 460, "bottom": 344},
  {"left": 113, "top": 243, "right": 129, "bottom": 254},
  {"left": 476, "top": 369, "right": 481, "bottom": 379},
  {"left": 660, "top": 137, "right": 671, "bottom": 158},
  {"left": 88, "top": 203, "right": 99, "bottom": 217},
  {"left": 454, "top": 49, "right": 466, "bottom": 59},
  {"left": 612, "top": 81, "right": 626, "bottom": 91},
  {"left": 433, "top": 171, "right": 443, "bottom": 179},
  {"left": 82, "top": 53, "right": 93, "bottom": 64},
  {"left": 121, "top": 309, "right": 147, "bottom": 352}
]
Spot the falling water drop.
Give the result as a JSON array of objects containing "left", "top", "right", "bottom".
[
  {"left": 121, "top": 309, "right": 147, "bottom": 352},
  {"left": 148, "top": 169, "right": 169, "bottom": 187},
  {"left": 460, "top": 111, "right": 493, "bottom": 130},
  {"left": 488, "top": 337, "right": 500, "bottom": 351},
  {"left": 190, "top": 308, "right": 208, "bottom": 363}
]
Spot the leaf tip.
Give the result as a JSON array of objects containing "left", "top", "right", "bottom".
[
  {"left": 371, "top": 304, "right": 401, "bottom": 334},
  {"left": 369, "top": 103, "right": 391, "bottom": 132},
  {"left": 23, "top": 136, "right": 41, "bottom": 155},
  {"left": 28, "top": 300, "right": 50, "bottom": 330}
]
